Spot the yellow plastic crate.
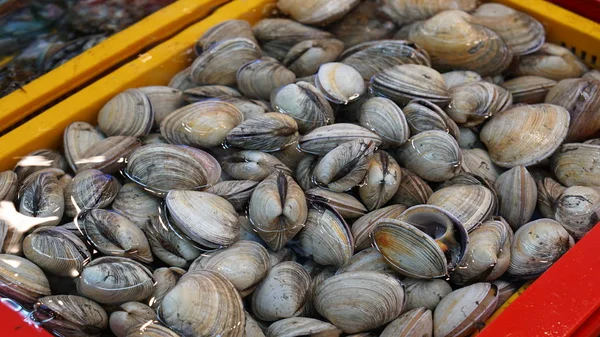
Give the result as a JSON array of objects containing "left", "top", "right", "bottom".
[{"left": 0, "top": 0, "right": 229, "bottom": 133}]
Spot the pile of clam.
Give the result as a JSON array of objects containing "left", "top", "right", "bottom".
[{"left": 1, "top": 0, "right": 600, "bottom": 336}]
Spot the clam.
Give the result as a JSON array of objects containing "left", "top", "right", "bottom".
[
  {"left": 109, "top": 302, "right": 156, "bottom": 337},
  {"left": 168, "top": 67, "right": 195, "bottom": 91},
  {"left": 437, "top": 172, "right": 497, "bottom": 192},
  {"left": 391, "top": 167, "right": 433, "bottom": 207},
  {"left": 125, "top": 144, "right": 221, "bottom": 196},
  {"left": 226, "top": 112, "right": 299, "bottom": 152},
  {"left": 166, "top": 190, "right": 239, "bottom": 249},
  {"left": 112, "top": 183, "right": 161, "bottom": 228},
  {"left": 23, "top": 227, "right": 90, "bottom": 277},
  {"left": 160, "top": 100, "right": 244, "bottom": 148},
  {"left": 359, "top": 151, "right": 402, "bottom": 210},
  {"left": 237, "top": 58, "right": 296, "bottom": 100},
  {"left": 32, "top": 295, "right": 108, "bottom": 337},
  {"left": 380, "top": 308, "right": 433, "bottom": 337},
  {"left": 395, "top": 130, "right": 462, "bottom": 182},
  {"left": 196, "top": 19, "right": 257, "bottom": 53},
  {"left": 315, "top": 271, "right": 404, "bottom": 333},
  {"left": 583, "top": 69, "right": 600, "bottom": 81},
  {"left": 536, "top": 177, "right": 566, "bottom": 219},
  {"left": 480, "top": 104, "right": 570, "bottom": 168},
  {"left": 246, "top": 315, "right": 266, "bottom": 337},
  {"left": 433, "top": 282, "right": 498, "bottom": 337},
  {"left": 268, "top": 247, "right": 296, "bottom": 268},
  {"left": 159, "top": 270, "right": 245, "bottom": 337},
  {"left": 190, "top": 38, "right": 262, "bottom": 86},
  {"left": 471, "top": 3, "right": 545, "bottom": 55},
  {"left": 277, "top": 0, "right": 361, "bottom": 25},
  {"left": 374, "top": 205, "right": 468, "bottom": 278},
  {"left": 398, "top": 10, "right": 512, "bottom": 76},
  {"left": 299, "top": 203, "right": 354, "bottom": 267},
  {"left": 427, "top": 184, "right": 496, "bottom": 232},
  {"left": 138, "top": 86, "right": 184, "bottom": 127},
  {"left": 78, "top": 257, "right": 154, "bottom": 305},
  {"left": 403, "top": 278, "right": 452, "bottom": 311},
  {"left": 183, "top": 85, "right": 242, "bottom": 102},
  {"left": 63, "top": 122, "right": 106, "bottom": 172},
  {"left": 545, "top": 78, "right": 600, "bottom": 142},
  {"left": 144, "top": 216, "right": 200, "bottom": 268},
  {"left": 351, "top": 204, "right": 407, "bottom": 251},
  {"left": 251, "top": 261, "right": 311, "bottom": 321},
  {"left": 328, "top": 0, "right": 396, "bottom": 47},
  {"left": 316, "top": 62, "right": 365, "bottom": 105},
  {"left": 70, "top": 169, "right": 120, "bottom": 213},
  {"left": 271, "top": 81, "right": 334, "bottom": 133},
  {"left": 299, "top": 123, "right": 381, "bottom": 156},
  {"left": 305, "top": 188, "right": 367, "bottom": 219},
  {"left": 500, "top": 76, "right": 556, "bottom": 104},
  {"left": 335, "top": 247, "right": 396, "bottom": 275},
  {"left": 142, "top": 133, "right": 168, "bottom": 145},
  {"left": 249, "top": 171, "right": 307, "bottom": 251},
  {"left": 403, "top": 99, "right": 460, "bottom": 140},
  {"left": 370, "top": 64, "right": 450, "bottom": 107},
  {"left": 151, "top": 267, "right": 185, "bottom": 310},
  {"left": 495, "top": 166, "right": 537, "bottom": 230},
  {"left": 381, "top": 0, "right": 478, "bottom": 25},
  {"left": 0, "top": 171, "right": 17, "bottom": 202},
  {"left": 17, "top": 169, "right": 63, "bottom": 227},
  {"left": 97, "top": 89, "right": 153, "bottom": 137},
  {"left": 446, "top": 81, "right": 512, "bottom": 127},
  {"left": 460, "top": 148, "right": 503, "bottom": 183},
  {"left": 552, "top": 142, "right": 600, "bottom": 187},
  {"left": 457, "top": 127, "right": 483, "bottom": 149},
  {"left": 189, "top": 240, "right": 270, "bottom": 297},
  {"left": 301, "top": 262, "right": 335, "bottom": 318},
  {"left": 0, "top": 254, "right": 51, "bottom": 306},
  {"left": 554, "top": 186, "right": 600, "bottom": 240},
  {"left": 14, "top": 149, "right": 68, "bottom": 182},
  {"left": 283, "top": 39, "right": 345, "bottom": 77},
  {"left": 358, "top": 97, "right": 410, "bottom": 148},
  {"left": 75, "top": 136, "right": 141, "bottom": 174},
  {"left": 78, "top": 209, "right": 153, "bottom": 263},
  {"left": 205, "top": 180, "right": 259, "bottom": 212},
  {"left": 442, "top": 71, "right": 482, "bottom": 89},
  {"left": 450, "top": 218, "right": 512, "bottom": 286},
  {"left": 507, "top": 219, "right": 573, "bottom": 278},
  {"left": 510, "top": 43, "right": 588, "bottom": 80},
  {"left": 239, "top": 215, "right": 266, "bottom": 244},
  {"left": 222, "top": 150, "right": 292, "bottom": 181},
  {"left": 341, "top": 40, "right": 431, "bottom": 80},
  {"left": 126, "top": 323, "right": 180, "bottom": 337},
  {"left": 493, "top": 280, "right": 518, "bottom": 310},
  {"left": 296, "top": 155, "right": 319, "bottom": 191},
  {"left": 271, "top": 137, "right": 306, "bottom": 171},
  {"left": 267, "top": 317, "right": 341, "bottom": 337}
]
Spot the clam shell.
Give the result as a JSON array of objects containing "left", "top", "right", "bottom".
[
  {"left": 142, "top": 133, "right": 168, "bottom": 145},
  {"left": 395, "top": 130, "right": 462, "bottom": 182},
  {"left": 493, "top": 280, "right": 518, "bottom": 311},
  {"left": 380, "top": 308, "right": 433, "bottom": 337},
  {"left": 445, "top": 81, "right": 512, "bottom": 127},
  {"left": 222, "top": 150, "right": 292, "bottom": 181},
  {"left": 237, "top": 59, "right": 296, "bottom": 100},
  {"left": 471, "top": 3, "right": 545, "bottom": 55},
  {"left": 19, "top": 170, "right": 64, "bottom": 226},
  {"left": 351, "top": 204, "right": 407, "bottom": 251},
  {"left": 403, "top": 99, "right": 460, "bottom": 140},
  {"left": 23, "top": 227, "right": 90, "bottom": 278},
  {"left": 226, "top": 113, "right": 299, "bottom": 152},
  {"left": 160, "top": 100, "right": 244, "bottom": 148},
  {"left": 442, "top": 71, "right": 482, "bottom": 89},
  {"left": 510, "top": 43, "right": 588, "bottom": 80},
  {"left": 138, "top": 86, "right": 185, "bottom": 127},
  {"left": 328, "top": 0, "right": 396, "bottom": 48},
  {"left": 70, "top": 169, "right": 119, "bottom": 213},
  {"left": 268, "top": 247, "right": 296, "bottom": 268},
  {"left": 205, "top": 180, "right": 259, "bottom": 212},
  {"left": 251, "top": 261, "right": 311, "bottom": 321},
  {"left": 183, "top": 85, "right": 242, "bottom": 102},
  {"left": 159, "top": 270, "right": 245, "bottom": 337},
  {"left": 315, "top": 271, "right": 404, "bottom": 333},
  {"left": 271, "top": 137, "right": 307, "bottom": 172},
  {"left": 458, "top": 127, "right": 483, "bottom": 149},
  {"left": 500, "top": 76, "right": 556, "bottom": 104},
  {"left": 552, "top": 143, "right": 600, "bottom": 187},
  {"left": 168, "top": 67, "right": 195, "bottom": 91},
  {"left": 370, "top": 64, "right": 450, "bottom": 107},
  {"left": 76, "top": 136, "right": 140, "bottom": 174},
  {"left": 536, "top": 177, "right": 566, "bottom": 219},
  {"left": 109, "top": 302, "right": 156, "bottom": 337},
  {"left": 14, "top": 149, "right": 68, "bottom": 182},
  {"left": 98, "top": 89, "right": 153, "bottom": 137},
  {"left": 545, "top": 78, "right": 600, "bottom": 142},
  {"left": 267, "top": 317, "right": 341, "bottom": 337},
  {"left": 554, "top": 186, "right": 600, "bottom": 240},
  {"left": 283, "top": 39, "right": 345, "bottom": 77},
  {"left": 335, "top": 247, "right": 396, "bottom": 275},
  {"left": 480, "top": 104, "right": 570, "bottom": 168},
  {"left": 144, "top": 215, "right": 200, "bottom": 268},
  {"left": 359, "top": 151, "right": 402, "bottom": 210},
  {"left": 125, "top": 144, "right": 221, "bottom": 196},
  {"left": 495, "top": 166, "right": 537, "bottom": 230},
  {"left": 0, "top": 254, "right": 51, "bottom": 306},
  {"left": 507, "top": 219, "right": 573, "bottom": 278},
  {"left": 583, "top": 69, "right": 600, "bottom": 81},
  {"left": 277, "top": 0, "right": 361, "bottom": 25},
  {"left": 63, "top": 122, "right": 106, "bottom": 172},
  {"left": 358, "top": 97, "right": 410, "bottom": 148},
  {"left": 112, "top": 183, "right": 161, "bottom": 228},
  {"left": 34, "top": 295, "right": 108, "bottom": 337},
  {"left": 249, "top": 171, "right": 307, "bottom": 251},
  {"left": 189, "top": 240, "right": 270, "bottom": 296},
  {"left": 151, "top": 267, "right": 185, "bottom": 310},
  {"left": 299, "top": 123, "right": 381, "bottom": 156},
  {"left": 461, "top": 148, "right": 503, "bottom": 183},
  {"left": 427, "top": 184, "right": 496, "bottom": 232},
  {"left": 301, "top": 263, "right": 335, "bottom": 318},
  {"left": 190, "top": 38, "right": 262, "bottom": 86},
  {"left": 196, "top": 19, "right": 257, "bottom": 53},
  {"left": 433, "top": 282, "right": 498, "bottom": 337},
  {"left": 296, "top": 155, "right": 319, "bottom": 191},
  {"left": 271, "top": 81, "right": 334, "bottom": 133},
  {"left": 316, "top": 62, "right": 365, "bottom": 105},
  {"left": 341, "top": 40, "right": 431, "bottom": 80},
  {"left": 305, "top": 188, "right": 367, "bottom": 219},
  {"left": 126, "top": 323, "right": 180, "bottom": 337},
  {"left": 403, "top": 278, "right": 452, "bottom": 311},
  {"left": 381, "top": 0, "right": 478, "bottom": 25},
  {"left": 0, "top": 170, "right": 17, "bottom": 201},
  {"left": 391, "top": 167, "right": 433, "bottom": 207},
  {"left": 246, "top": 315, "right": 266, "bottom": 337},
  {"left": 166, "top": 190, "right": 239, "bottom": 249}
]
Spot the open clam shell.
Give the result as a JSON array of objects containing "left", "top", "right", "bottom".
[
  {"left": 299, "top": 123, "right": 382, "bottom": 156},
  {"left": 351, "top": 204, "right": 407, "bottom": 251},
  {"left": 33, "top": 295, "right": 108, "bottom": 337},
  {"left": 403, "top": 99, "right": 460, "bottom": 140},
  {"left": 277, "top": 0, "right": 361, "bottom": 25},
  {"left": 358, "top": 97, "right": 410, "bottom": 148},
  {"left": 359, "top": 150, "right": 402, "bottom": 210},
  {"left": 97, "top": 89, "right": 153, "bottom": 137},
  {"left": 510, "top": 43, "right": 588, "bottom": 81},
  {"left": 237, "top": 58, "right": 296, "bottom": 100},
  {"left": 501, "top": 76, "right": 556, "bottom": 104},
  {"left": 552, "top": 142, "right": 600, "bottom": 187},
  {"left": 0, "top": 254, "right": 51, "bottom": 306},
  {"left": 271, "top": 81, "right": 334, "bottom": 133}
]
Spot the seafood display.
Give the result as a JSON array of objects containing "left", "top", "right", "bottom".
[{"left": 1, "top": 0, "right": 598, "bottom": 336}]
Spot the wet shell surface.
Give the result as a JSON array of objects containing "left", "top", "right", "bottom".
[
  {"left": 111, "top": 183, "right": 161, "bottom": 228},
  {"left": 34, "top": 295, "right": 108, "bottom": 337},
  {"left": 283, "top": 38, "right": 345, "bottom": 78},
  {"left": 445, "top": 81, "right": 512, "bottom": 127},
  {"left": 271, "top": 81, "right": 334, "bottom": 133},
  {"left": 495, "top": 166, "right": 538, "bottom": 230},
  {"left": 316, "top": 62, "right": 366, "bottom": 105},
  {"left": 391, "top": 167, "right": 433, "bottom": 207},
  {"left": 237, "top": 58, "right": 297, "bottom": 100},
  {"left": 226, "top": 112, "right": 299, "bottom": 152},
  {"left": 109, "top": 302, "right": 155, "bottom": 337},
  {"left": 552, "top": 143, "right": 600, "bottom": 187},
  {"left": 358, "top": 97, "right": 410, "bottom": 148},
  {"left": 97, "top": 89, "right": 153, "bottom": 137},
  {"left": 403, "top": 99, "right": 460, "bottom": 140},
  {"left": 379, "top": 307, "right": 433, "bottom": 337},
  {"left": 351, "top": 204, "right": 407, "bottom": 251},
  {"left": 0, "top": 254, "right": 51, "bottom": 305},
  {"left": 403, "top": 278, "right": 452, "bottom": 311},
  {"left": 305, "top": 188, "right": 367, "bottom": 220},
  {"left": 359, "top": 151, "right": 402, "bottom": 210},
  {"left": 510, "top": 43, "right": 588, "bottom": 81},
  {"left": 299, "top": 123, "right": 382, "bottom": 156},
  {"left": 427, "top": 184, "right": 496, "bottom": 232},
  {"left": 222, "top": 150, "right": 292, "bottom": 181},
  {"left": 138, "top": 86, "right": 185, "bottom": 127},
  {"left": 63, "top": 122, "right": 106, "bottom": 172},
  {"left": 266, "top": 317, "right": 342, "bottom": 337}
]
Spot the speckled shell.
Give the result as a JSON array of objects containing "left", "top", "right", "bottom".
[{"left": 552, "top": 143, "right": 600, "bottom": 187}]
